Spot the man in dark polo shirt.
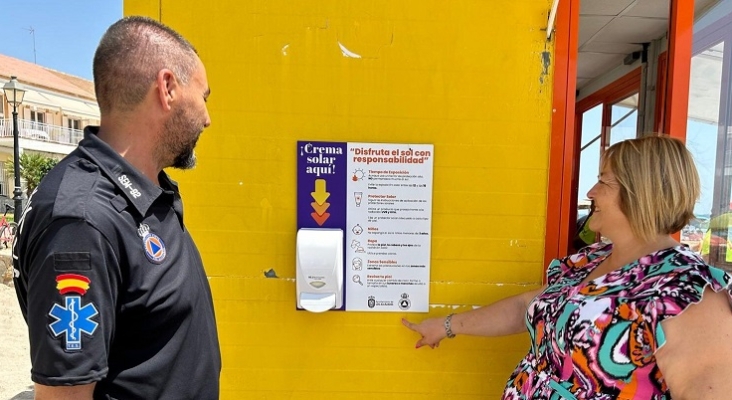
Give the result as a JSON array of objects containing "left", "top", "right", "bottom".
[{"left": 13, "top": 16, "right": 221, "bottom": 400}]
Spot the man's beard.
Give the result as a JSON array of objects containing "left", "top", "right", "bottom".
[
  {"left": 161, "top": 105, "right": 203, "bottom": 170},
  {"left": 172, "top": 140, "right": 197, "bottom": 170}
]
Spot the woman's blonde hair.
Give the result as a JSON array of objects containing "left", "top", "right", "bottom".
[{"left": 602, "top": 135, "right": 700, "bottom": 243}]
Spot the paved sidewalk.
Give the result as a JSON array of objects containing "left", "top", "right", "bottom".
[
  {"left": 0, "top": 246, "right": 33, "bottom": 400},
  {"left": 7, "top": 391, "right": 33, "bottom": 400}
]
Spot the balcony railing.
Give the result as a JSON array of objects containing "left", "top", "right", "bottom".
[{"left": 0, "top": 118, "right": 83, "bottom": 146}]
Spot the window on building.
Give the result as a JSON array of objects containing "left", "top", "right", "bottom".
[
  {"left": 67, "top": 118, "right": 81, "bottom": 130},
  {"left": 30, "top": 110, "right": 45, "bottom": 124}
]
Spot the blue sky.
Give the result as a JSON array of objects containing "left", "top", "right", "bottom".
[{"left": 0, "top": 0, "right": 122, "bottom": 80}]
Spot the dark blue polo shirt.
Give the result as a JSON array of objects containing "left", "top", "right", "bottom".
[{"left": 13, "top": 127, "right": 221, "bottom": 400}]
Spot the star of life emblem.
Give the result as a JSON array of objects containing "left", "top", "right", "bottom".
[
  {"left": 138, "top": 223, "right": 166, "bottom": 264},
  {"left": 48, "top": 296, "right": 99, "bottom": 351}
]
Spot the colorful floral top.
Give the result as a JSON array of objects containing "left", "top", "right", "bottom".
[{"left": 503, "top": 242, "right": 732, "bottom": 400}]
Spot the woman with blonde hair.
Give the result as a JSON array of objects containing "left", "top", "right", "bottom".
[{"left": 403, "top": 135, "right": 732, "bottom": 399}]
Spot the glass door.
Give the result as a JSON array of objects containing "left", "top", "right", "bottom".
[
  {"left": 572, "top": 71, "right": 641, "bottom": 251},
  {"left": 686, "top": 38, "right": 730, "bottom": 270},
  {"left": 607, "top": 94, "right": 639, "bottom": 147}
]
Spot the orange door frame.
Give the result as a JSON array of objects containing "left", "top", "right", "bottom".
[
  {"left": 662, "top": 0, "right": 694, "bottom": 244},
  {"left": 575, "top": 69, "right": 642, "bottom": 119},
  {"left": 544, "top": 0, "right": 579, "bottom": 268},
  {"left": 664, "top": 0, "right": 694, "bottom": 140}
]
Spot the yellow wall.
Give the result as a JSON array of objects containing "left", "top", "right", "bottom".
[{"left": 125, "top": 1, "right": 555, "bottom": 398}]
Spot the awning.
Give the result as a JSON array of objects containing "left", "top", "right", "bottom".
[{"left": 21, "top": 89, "right": 99, "bottom": 119}]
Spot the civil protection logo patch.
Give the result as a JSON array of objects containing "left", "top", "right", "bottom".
[
  {"left": 144, "top": 233, "right": 166, "bottom": 263},
  {"left": 138, "top": 223, "right": 166, "bottom": 264}
]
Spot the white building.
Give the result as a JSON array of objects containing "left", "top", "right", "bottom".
[{"left": 0, "top": 53, "right": 100, "bottom": 198}]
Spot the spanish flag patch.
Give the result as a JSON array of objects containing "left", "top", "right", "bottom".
[{"left": 55, "top": 274, "right": 91, "bottom": 295}]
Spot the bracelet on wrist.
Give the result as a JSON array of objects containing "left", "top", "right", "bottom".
[{"left": 444, "top": 313, "right": 456, "bottom": 339}]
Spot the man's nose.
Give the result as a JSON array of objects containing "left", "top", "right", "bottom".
[{"left": 203, "top": 110, "right": 211, "bottom": 128}]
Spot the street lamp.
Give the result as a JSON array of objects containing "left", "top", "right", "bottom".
[{"left": 3, "top": 76, "right": 26, "bottom": 223}]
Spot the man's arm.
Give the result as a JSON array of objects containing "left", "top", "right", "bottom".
[
  {"left": 35, "top": 383, "right": 96, "bottom": 400},
  {"left": 21, "top": 219, "right": 119, "bottom": 391},
  {"left": 655, "top": 288, "right": 732, "bottom": 399}
]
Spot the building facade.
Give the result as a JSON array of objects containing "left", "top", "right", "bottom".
[{"left": 0, "top": 53, "right": 99, "bottom": 199}]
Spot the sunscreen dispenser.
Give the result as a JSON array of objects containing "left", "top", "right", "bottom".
[{"left": 296, "top": 228, "right": 344, "bottom": 312}]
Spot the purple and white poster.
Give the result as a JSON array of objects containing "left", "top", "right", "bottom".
[{"left": 297, "top": 141, "right": 433, "bottom": 312}]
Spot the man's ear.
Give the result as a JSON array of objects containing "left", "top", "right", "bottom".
[{"left": 156, "top": 68, "right": 179, "bottom": 111}]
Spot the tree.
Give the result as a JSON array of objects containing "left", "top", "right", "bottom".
[{"left": 6, "top": 153, "right": 59, "bottom": 197}]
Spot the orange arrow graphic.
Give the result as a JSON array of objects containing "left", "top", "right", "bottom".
[
  {"left": 311, "top": 212, "right": 331, "bottom": 226},
  {"left": 311, "top": 202, "right": 330, "bottom": 216},
  {"left": 311, "top": 179, "right": 331, "bottom": 205}
]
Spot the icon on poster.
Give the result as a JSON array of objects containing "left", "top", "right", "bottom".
[
  {"left": 352, "top": 258, "right": 362, "bottom": 270},
  {"left": 368, "top": 296, "right": 376, "bottom": 309},
  {"left": 353, "top": 275, "right": 363, "bottom": 286},
  {"left": 352, "top": 224, "right": 363, "bottom": 235},
  {"left": 399, "top": 293, "right": 411, "bottom": 310},
  {"left": 350, "top": 240, "right": 365, "bottom": 253},
  {"left": 352, "top": 169, "right": 365, "bottom": 181},
  {"left": 354, "top": 192, "right": 362, "bottom": 207}
]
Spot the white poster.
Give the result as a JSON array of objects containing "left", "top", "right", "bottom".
[{"left": 345, "top": 143, "right": 434, "bottom": 312}]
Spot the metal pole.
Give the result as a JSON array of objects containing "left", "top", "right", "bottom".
[{"left": 12, "top": 107, "right": 22, "bottom": 222}]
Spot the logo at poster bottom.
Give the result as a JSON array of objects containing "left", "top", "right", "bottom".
[
  {"left": 366, "top": 296, "right": 394, "bottom": 308},
  {"left": 399, "top": 293, "right": 411, "bottom": 310}
]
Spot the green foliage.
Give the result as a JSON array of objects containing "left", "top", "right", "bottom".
[{"left": 6, "top": 153, "right": 59, "bottom": 197}]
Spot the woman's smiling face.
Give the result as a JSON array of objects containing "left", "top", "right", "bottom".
[{"left": 587, "top": 164, "right": 631, "bottom": 239}]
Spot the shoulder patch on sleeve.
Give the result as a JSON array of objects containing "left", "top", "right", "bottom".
[
  {"left": 55, "top": 273, "right": 91, "bottom": 295},
  {"left": 53, "top": 160, "right": 100, "bottom": 219},
  {"left": 49, "top": 295, "right": 99, "bottom": 351},
  {"left": 53, "top": 252, "right": 91, "bottom": 271}
]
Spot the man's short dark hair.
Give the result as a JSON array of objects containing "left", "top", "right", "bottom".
[{"left": 93, "top": 16, "right": 198, "bottom": 115}]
